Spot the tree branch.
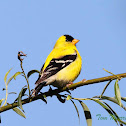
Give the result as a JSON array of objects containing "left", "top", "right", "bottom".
[{"left": 0, "top": 72, "right": 126, "bottom": 113}]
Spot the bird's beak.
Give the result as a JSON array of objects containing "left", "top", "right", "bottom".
[{"left": 72, "top": 39, "right": 80, "bottom": 45}]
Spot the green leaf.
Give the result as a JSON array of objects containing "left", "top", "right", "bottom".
[
  {"left": 103, "top": 68, "right": 119, "bottom": 78},
  {"left": 8, "top": 92, "right": 17, "bottom": 94},
  {"left": 66, "top": 95, "right": 72, "bottom": 100},
  {"left": 70, "top": 100, "right": 80, "bottom": 123},
  {"left": 21, "top": 88, "right": 27, "bottom": 97},
  {"left": 27, "top": 70, "right": 41, "bottom": 78},
  {"left": 121, "top": 97, "right": 126, "bottom": 102},
  {"left": 114, "top": 79, "right": 122, "bottom": 106},
  {"left": 0, "top": 99, "right": 4, "bottom": 106},
  {"left": 7, "top": 72, "right": 22, "bottom": 85},
  {"left": 92, "top": 99, "right": 118, "bottom": 125},
  {"left": 95, "top": 96, "right": 126, "bottom": 111},
  {"left": 13, "top": 72, "right": 22, "bottom": 80},
  {"left": 3, "top": 69, "right": 12, "bottom": 106},
  {"left": 73, "top": 98, "right": 90, "bottom": 100},
  {"left": 17, "top": 87, "right": 27, "bottom": 111},
  {"left": 104, "top": 102, "right": 126, "bottom": 125},
  {"left": 7, "top": 75, "right": 15, "bottom": 85},
  {"left": 14, "top": 87, "right": 27, "bottom": 102},
  {"left": 4, "top": 68, "right": 12, "bottom": 84},
  {"left": 79, "top": 101, "right": 92, "bottom": 126},
  {"left": 13, "top": 107, "right": 26, "bottom": 119}
]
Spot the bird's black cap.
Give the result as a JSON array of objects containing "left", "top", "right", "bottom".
[{"left": 64, "top": 35, "right": 74, "bottom": 42}]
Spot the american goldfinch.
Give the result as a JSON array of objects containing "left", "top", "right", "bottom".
[{"left": 32, "top": 35, "right": 82, "bottom": 96}]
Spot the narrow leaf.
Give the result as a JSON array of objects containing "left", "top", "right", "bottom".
[
  {"left": 104, "top": 102, "right": 126, "bottom": 125},
  {"left": 15, "top": 87, "right": 27, "bottom": 102},
  {"left": 92, "top": 99, "right": 118, "bottom": 125},
  {"left": 114, "top": 79, "right": 122, "bottom": 106},
  {"left": 79, "top": 100, "right": 92, "bottom": 126},
  {"left": 0, "top": 99, "right": 4, "bottom": 106},
  {"left": 20, "top": 87, "right": 27, "bottom": 97},
  {"left": 13, "top": 72, "right": 22, "bottom": 80},
  {"left": 7, "top": 75, "right": 15, "bottom": 85},
  {"left": 7, "top": 72, "right": 22, "bottom": 85},
  {"left": 4, "top": 68, "right": 12, "bottom": 83},
  {"left": 27, "top": 70, "right": 41, "bottom": 78},
  {"left": 121, "top": 97, "right": 126, "bottom": 102},
  {"left": 13, "top": 107, "right": 26, "bottom": 118},
  {"left": 8, "top": 92, "right": 17, "bottom": 94},
  {"left": 70, "top": 100, "right": 80, "bottom": 123},
  {"left": 73, "top": 98, "right": 90, "bottom": 100},
  {"left": 94, "top": 96, "right": 126, "bottom": 111},
  {"left": 66, "top": 95, "right": 72, "bottom": 100},
  {"left": 103, "top": 68, "right": 120, "bottom": 79},
  {"left": 17, "top": 87, "right": 27, "bottom": 111}
]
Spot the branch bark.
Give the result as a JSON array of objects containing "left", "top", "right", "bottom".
[{"left": 0, "top": 72, "right": 126, "bottom": 113}]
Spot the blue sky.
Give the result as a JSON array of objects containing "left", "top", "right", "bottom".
[{"left": 0, "top": 0, "right": 126, "bottom": 126}]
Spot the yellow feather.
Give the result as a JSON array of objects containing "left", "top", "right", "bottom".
[
  {"left": 42, "top": 35, "right": 82, "bottom": 87},
  {"left": 33, "top": 35, "right": 82, "bottom": 95}
]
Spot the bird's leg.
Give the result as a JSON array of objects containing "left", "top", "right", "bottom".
[
  {"left": 66, "top": 79, "right": 87, "bottom": 90},
  {"left": 66, "top": 82, "right": 74, "bottom": 90},
  {"left": 48, "top": 85, "right": 53, "bottom": 97},
  {"left": 49, "top": 85, "right": 52, "bottom": 91},
  {"left": 82, "top": 79, "right": 87, "bottom": 82},
  {"left": 66, "top": 82, "right": 73, "bottom": 87}
]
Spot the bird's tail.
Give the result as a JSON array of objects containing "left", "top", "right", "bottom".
[{"left": 32, "top": 82, "right": 46, "bottom": 96}]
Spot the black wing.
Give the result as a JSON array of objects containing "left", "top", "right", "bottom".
[
  {"left": 35, "top": 52, "right": 77, "bottom": 84},
  {"left": 35, "top": 63, "right": 44, "bottom": 83}
]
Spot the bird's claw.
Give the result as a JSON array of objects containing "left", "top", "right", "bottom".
[
  {"left": 66, "top": 82, "right": 74, "bottom": 90},
  {"left": 82, "top": 79, "right": 87, "bottom": 82}
]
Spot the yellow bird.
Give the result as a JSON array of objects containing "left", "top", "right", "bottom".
[{"left": 32, "top": 35, "right": 82, "bottom": 96}]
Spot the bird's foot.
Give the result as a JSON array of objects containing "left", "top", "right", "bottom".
[
  {"left": 82, "top": 79, "right": 87, "bottom": 82},
  {"left": 32, "top": 89, "right": 37, "bottom": 96},
  {"left": 66, "top": 82, "right": 73, "bottom": 87},
  {"left": 48, "top": 86, "right": 53, "bottom": 97},
  {"left": 49, "top": 85, "right": 53, "bottom": 91},
  {"left": 66, "top": 82, "right": 74, "bottom": 90}
]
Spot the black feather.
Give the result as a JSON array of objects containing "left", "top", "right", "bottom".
[
  {"left": 32, "top": 82, "right": 46, "bottom": 96},
  {"left": 64, "top": 35, "right": 74, "bottom": 42},
  {"left": 35, "top": 52, "right": 77, "bottom": 84}
]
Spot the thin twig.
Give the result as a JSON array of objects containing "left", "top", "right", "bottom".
[
  {"left": 20, "top": 61, "right": 31, "bottom": 96},
  {"left": 100, "top": 80, "right": 112, "bottom": 98},
  {"left": 18, "top": 51, "right": 31, "bottom": 96}
]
